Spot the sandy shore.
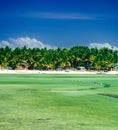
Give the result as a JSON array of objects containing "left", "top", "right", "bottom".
[
  {"left": 0, "top": 70, "right": 39, "bottom": 74},
  {"left": 39, "top": 70, "right": 97, "bottom": 74},
  {"left": 0, "top": 69, "right": 118, "bottom": 74}
]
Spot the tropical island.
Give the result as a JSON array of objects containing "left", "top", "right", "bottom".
[{"left": 0, "top": 45, "right": 118, "bottom": 72}]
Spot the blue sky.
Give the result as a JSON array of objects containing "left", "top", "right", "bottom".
[{"left": 0, "top": 0, "right": 118, "bottom": 48}]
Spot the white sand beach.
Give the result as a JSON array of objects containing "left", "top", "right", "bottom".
[
  {"left": 0, "top": 69, "right": 118, "bottom": 74},
  {"left": 0, "top": 70, "right": 39, "bottom": 74}
]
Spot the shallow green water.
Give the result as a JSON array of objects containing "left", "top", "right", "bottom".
[{"left": 0, "top": 74, "right": 118, "bottom": 130}]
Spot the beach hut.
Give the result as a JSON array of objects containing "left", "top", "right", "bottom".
[
  {"left": 77, "top": 66, "right": 86, "bottom": 71},
  {"left": 16, "top": 62, "right": 29, "bottom": 70}
]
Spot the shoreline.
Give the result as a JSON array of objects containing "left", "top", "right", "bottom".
[{"left": 0, "top": 70, "right": 118, "bottom": 74}]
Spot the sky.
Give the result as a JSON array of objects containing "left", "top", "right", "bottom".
[{"left": 0, "top": 0, "right": 118, "bottom": 49}]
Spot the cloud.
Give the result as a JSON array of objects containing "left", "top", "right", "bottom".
[
  {"left": 0, "top": 37, "right": 55, "bottom": 49},
  {"left": 89, "top": 43, "right": 118, "bottom": 50},
  {"left": 27, "top": 12, "right": 92, "bottom": 20}
]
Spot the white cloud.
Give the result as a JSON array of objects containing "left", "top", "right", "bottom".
[
  {"left": 27, "top": 12, "right": 92, "bottom": 20},
  {"left": 89, "top": 43, "right": 118, "bottom": 50},
  {"left": 0, "top": 37, "right": 56, "bottom": 49}
]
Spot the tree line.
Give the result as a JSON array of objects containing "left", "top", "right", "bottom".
[{"left": 0, "top": 46, "right": 118, "bottom": 70}]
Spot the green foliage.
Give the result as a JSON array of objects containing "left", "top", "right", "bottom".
[{"left": 0, "top": 46, "right": 118, "bottom": 70}]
